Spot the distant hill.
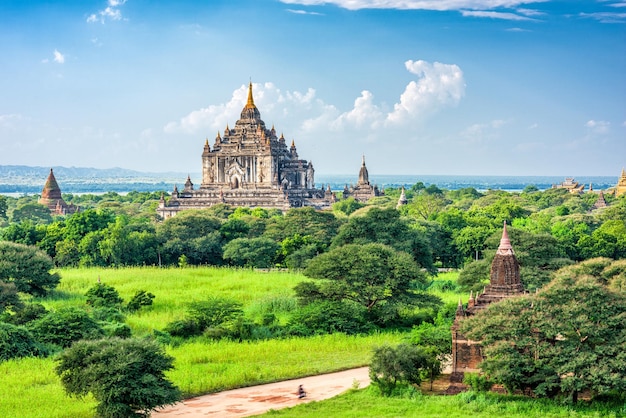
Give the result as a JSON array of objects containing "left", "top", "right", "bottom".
[{"left": 0, "top": 165, "right": 196, "bottom": 194}]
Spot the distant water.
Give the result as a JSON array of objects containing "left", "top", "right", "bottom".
[
  {"left": 316, "top": 175, "right": 617, "bottom": 193},
  {"left": 0, "top": 174, "right": 618, "bottom": 195}
]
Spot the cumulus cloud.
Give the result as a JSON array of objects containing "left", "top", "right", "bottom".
[
  {"left": 87, "top": 0, "right": 127, "bottom": 23},
  {"left": 164, "top": 60, "right": 465, "bottom": 138},
  {"left": 386, "top": 60, "right": 465, "bottom": 124},
  {"left": 53, "top": 49, "right": 65, "bottom": 64},
  {"left": 278, "top": 0, "right": 547, "bottom": 11}
]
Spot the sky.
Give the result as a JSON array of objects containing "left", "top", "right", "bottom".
[{"left": 0, "top": 0, "right": 624, "bottom": 176}]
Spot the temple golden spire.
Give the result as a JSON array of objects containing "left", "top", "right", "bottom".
[{"left": 246, "top": 81, "right": 255, "bottom": 108}]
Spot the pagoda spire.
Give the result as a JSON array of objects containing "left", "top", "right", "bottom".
[
  {"left": 496, "top": 221, "right": 514, "bottom": 256},
  {"left": 246, "top": 81, "right": 255, "bottom": 108}
]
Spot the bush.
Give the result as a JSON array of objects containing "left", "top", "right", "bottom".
[
  {"left": 464, "top": 372, "right": 494, "bottom": 392},
  {"left": 369, "top": 343, "right": 428, "bottom": 396},
  {"left": 126, "top": 290, "right": 155, "bottom": 313},
  {"left": 163, "top": 319, "right": 202, "bottom": 338},
  {"left": 4, "top": 302, "right": 48, "bottom": 326},
  {"left": 288, "top": 301, "right": 373, "bottom": 336},
  {"left": 103, "top": 322, "right": 132, "bottom": 339},
  {"left": 85, "top": 283, "right": 123, "bottom": 308},
  {"left": 29, "top": 307, "right": 104, "bottom": 348},
  {"left": 0, "top": 322, "right": 47, "bottom": 361}
]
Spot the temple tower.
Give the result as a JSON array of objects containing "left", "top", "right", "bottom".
[
  {"left": 39, "top": 169, "right": 78, "bottom": 215},
  {"left": 450, "top": 222, "right": 525, "bottom": 385}
]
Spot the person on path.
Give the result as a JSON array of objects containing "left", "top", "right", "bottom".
[{"left": 297, "top": 384, "right": 306, "bottom": 399}]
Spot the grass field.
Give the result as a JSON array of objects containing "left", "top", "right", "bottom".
[
  {"left": 261, "top": 387, "right": 626, "bottom": 417},
  {"left": 0, "top": 267, "right": 409, "bottom": 418}
]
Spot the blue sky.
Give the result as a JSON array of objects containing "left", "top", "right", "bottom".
[{"left": 0, "top": 0, "right": 624, "bottom": 176}]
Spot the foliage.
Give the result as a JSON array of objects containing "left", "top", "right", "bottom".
[
  {"left": 332, "top": 197, "right": 364, "bottom": 216},
  {"left": 0, "top": 195, "right": 7, "bottom": 219},
  {"left": 0, "top": 241, "right": 60, "bottom": 296},
  {"left": 4, "top": 302, "right": 48, "bottom": 326},
  {"left": 222, "top": 237, "right": 279, "bottom": 268},
  {"left": 331, "top": 207, "right": 434, "bottom": 272},
  {"left": 126, "top": 290, "right": 155, "bottom": 312},
  {"left": 55, "top": 337, "right": 181, "bottom": 418},
  {"left": 164, "top": 297, "right": 244, "bottom": 338},
  {"left": 0, "top": 281, "right": 23, "bottom": 314},
  {"left": 464, "top": 373, "right": 494, "bottom": 392},
  {"left": 0, "top": 322, "right": 47, "bottom": 361},
  {"left": 303, "top": 243, "right": 427, "bottom": 311},
  {"left": 369, "top": 343, "right": 428, "bottom": 395},
  {"left": 10, "top": 202, "right": 52, "bottom": 224},
  {"left": 461, "top": 268, "right": 626, "bottom": 401},
  {"left": 287, "top": 301, "right": 372, "bottom": 336},
  {"left": 29, "top": 307, "right": 104, "bottom": 348},
  {"left": 84, "top": 282, "right": 123, "bottom": 308}
]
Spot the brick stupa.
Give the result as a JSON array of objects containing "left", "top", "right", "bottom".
[{"left": 449, "top": 222, "right": 525, "bottom": 389}]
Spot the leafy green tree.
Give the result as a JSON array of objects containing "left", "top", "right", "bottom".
[
  {"left": 461, "top": 271, "right": 626, "bottom": 402},
  {"left": 263, "top": 207, "right": 341, "bottom": 250},
  {"left": 29, "top": 307, "right": 104, "bottom": 348},
  {"left": 10, "top": 202, "right": 52, "bottom": 224},
  {"left": 0, "top": 241, "right": 60, "bottom": 296},
  {"left": 408, "top": 322, "right": 452, "bottom": 390},
  {"left": 332, "top": 197, "right": 364, "bottom": 216},
  {"left": 222, "top": 237, "right": 279, "bottom": 268},
  {"left": 4, "top": 302, "right": 48, "bottom": 326},
  {"left": 0, "top": 322, "right": 46, "bottom": 361},
  {"left": 332, "top": 207, "right": 434, "bottom": 272},
  {"left": 0, "top": 220, "right": 44, "bottom": 246},
  {"left": 369, "top": 343, "right": 428, "bottom": 396},
  {"left": 302, "top": 243, "right": 427, "bottom": 311},
  {"left": 56, "top": 337, "right": 181, "bottom": 418},
  {"left": 287, "top": 301, "right": 372, "bottom": 336},
  {"left": 85, "top": 283, "right": 124, "bottom": 308}
]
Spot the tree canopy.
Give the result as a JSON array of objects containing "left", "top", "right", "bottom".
[{"left": 0, "top": 241, "right": 60, "bottom": 296}]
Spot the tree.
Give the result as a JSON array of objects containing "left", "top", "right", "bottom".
[
  {"left": 127, "top": 290, "right": 155, "bottom": 313},
  {"left": 301, "top": 243, "right": 427, "bottom": 311},
  {"left": 408, "top": 322, "right": 452, "bottom": 390},
  {"left": 10, "top": 202, "right": 52, "bottom": 224},
  {"left": 331, "top": 207, "right": 434, "bottom": 272},
  {"left": 369, "top": 343, "right": 428, "bottom": 395},
  {"left": 0, "top": 241, "right": 60, "bottom": 296},
  {"left": 332, "top": 197, "right": 364, "bottom": 216},
  {"left": 222, "top": 237, "right": 279, "bottom": 268},
  {"left": 56, "top": 337, "right": 181, "bottom": 418},
  {"left": 461, "top": 270, "right": 626, "bottom": 401}
]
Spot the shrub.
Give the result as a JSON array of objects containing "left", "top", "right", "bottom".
[
  {"left": 464, "top": 372, "right": 494, "bottom": 392},
  {"left": 287, "top": 301, "right": 372, "bottom": 336},
  {"left": 369, "top": 343, "right": 428, "bottom": 396},
  {"left": 103, "top": 322, "right": 132, "bottom": 339},
  {"left": 126, "top": 290, "right": 155, "bottom": 313},
  {"left": 4, "top": 302, "right": 48, "bottom": 326},
  {"left": 163, "top": 319, "right": 202, "bottom": 338},
  {"left": 29, "top": 307, "right": 104, "bottom": 348},
  {"left": 0, "top": 322, "right": 47, "bottom": 361},
  {"left": 85, "top": 283, "right": 123, "bottom": 308}
]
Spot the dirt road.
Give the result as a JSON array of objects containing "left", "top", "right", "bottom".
[{"left": 153, "top": 367, "right": 370, "bottom": 417}]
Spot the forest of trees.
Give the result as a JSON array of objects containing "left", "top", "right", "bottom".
[{"left": 0, "top": 184, "right": 625, "bottom": 412}]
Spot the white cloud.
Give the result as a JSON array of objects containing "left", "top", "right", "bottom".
[
  {"left": 460, "top": 10, "right": 537, "bottom": 20},
  {"left": 585, "top": 120, "right": 610, "bottom": 134},
  {"left": 164, "top": 60, "right": 465, "bottom": 138},
  {"left": 53, "top": 49, "right": 65, "bottom": 64},
  {"left": 87, "top": 0, "right": 127, "bottom": 23},
  {"left": 579, "top": 12, "right": 626, "bottom": 23},
  {"left": 287, "top": 9, "right": 324, "bottom": 15},
  {"left": 278, "top": 1, "right": 547, "bottom": 11}
]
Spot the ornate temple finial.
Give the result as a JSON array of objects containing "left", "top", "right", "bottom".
[
  {"left": 496, "top": 221, "right": 514, "bottom": 255},
  {"left": 246, "top": 81, "right": 255, "bottom": 107},
  {"left": 362, "top": 154, "right": 366, "bottom": 166},
  {"left": 455, "top": 298, "right": 464, "bottom": 317},
  {"left": 291, "top": 139, "right": 295, "bottom": 147}
]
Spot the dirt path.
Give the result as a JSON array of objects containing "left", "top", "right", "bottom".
[{"left": 153, "top": 367, "right": 370, "bottom": 417}]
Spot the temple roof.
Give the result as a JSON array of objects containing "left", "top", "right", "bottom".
[
  {"left": 358, "top": 155, "right": 370, "bottom": 185},
  {"left": 240, "top": 81, "right": 262, "bottom": 122},
  {"left": 41, "top": 168, "right": 63, "bottom": 200},
  {"left": 496, "top": 221, "right": 514, "bottom": 256}
]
